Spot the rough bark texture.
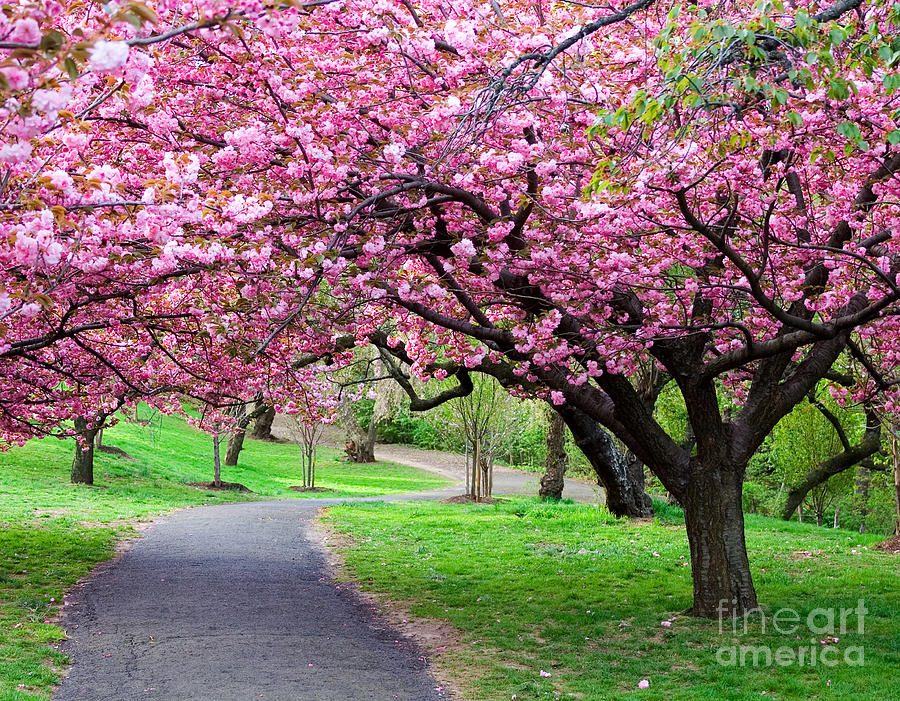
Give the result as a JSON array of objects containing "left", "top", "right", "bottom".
[
  {"left": 339, "top": 401, "right": 377, "bottom": 463},
  {"left": 682, "top": 465, "right": 757, "bottom": 618},
  {"left": 557, "top": 404, "right": 653, "bottom": 517},
  {"left": 251, "top": 405, "right": 276, "bottom": 440},
  {"left": 71, "top": 416, "right": 98, "bottom": 485},
  {"left": 539, "top": 409, "right": 567, "bottom": 500},
  {"left": 224, "top": 431, "right": 246, "bottom": 467},
  {"left": 224, "top": 401, "right": 270, "bottom": 467}
]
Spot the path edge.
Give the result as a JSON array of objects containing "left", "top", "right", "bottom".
[{"left": 314, "top": 507, "right": 468, "bottom": 701}]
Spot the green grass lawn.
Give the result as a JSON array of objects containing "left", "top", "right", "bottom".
[
  {"left": 0, "top": 413, "right": 450, "bottom": 700},
  {"left": 324, "top": 499, "right": 900, "bottom": 701}
]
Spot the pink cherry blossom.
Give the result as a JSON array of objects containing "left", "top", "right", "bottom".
[{"left": 88, "top": 41, "right": 130, "bottom": 72}]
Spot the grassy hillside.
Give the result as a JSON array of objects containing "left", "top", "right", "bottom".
[
  {"left": 0, "top": 413, "right": 450, "bottom": 700},
  {"left": 324, "top": 499, "right": 900, "bottom": 701}
]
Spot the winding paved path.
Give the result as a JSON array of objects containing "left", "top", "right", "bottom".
[
  {"left": 56, "top": 498, "right": 451, "bottom": 701},
  {"left": 55, "top": 440, "right": 602, "bottom": 700}
]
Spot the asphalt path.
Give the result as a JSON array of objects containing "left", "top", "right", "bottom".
[
  {"left": 55, "top": 446, "right": 602, "bottom": 701},
  {"left": 55, "top": 497, "right": 453, "bottom": 701}
]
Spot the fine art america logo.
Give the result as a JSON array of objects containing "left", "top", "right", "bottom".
[{"left": 716, "top": 600, "right": 867, "bottom": 667}]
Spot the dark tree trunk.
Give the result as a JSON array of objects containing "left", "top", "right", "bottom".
[
  {"left": 223, "top": 400, "right": 269, "bottom": 467},
  {"left": 781, "top": 424, "right": 881, "bottom": 520},
  {"left": 71, "top": 416, "right": 98, "bottom": 485},
  {"left": 540, "top": 409, "right": 567, "bottom": 500},
  {"left": 557, "top": 404, "right": 653, "bottom": 518},
  {"left": 251, "top": 405, "right": 276, "bottom": 440},
  {"left": 224, "top": 430, "right": 245, "bottom": 466},
  {"left": 681, "top": 464, "right": 757, "bottom": 618}
]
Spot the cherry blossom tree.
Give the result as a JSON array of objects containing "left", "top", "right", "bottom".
[
  {"left": 0, "top": 1, "right": 348, "bottom": 442},
  {"left": 5, "top": 0, "right": 900, "bottom": 618}
]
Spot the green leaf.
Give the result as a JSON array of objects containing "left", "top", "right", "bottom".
[
  {"left": 39, "top": 30, "right": 64, "bottom": 54},
  {"left": 787, "top": 111, "right": 804, "bottom": 127},
  {"left": 884, "top": 73, "right": 900, "bottom": 94},
  {"left": 887, "top": 129, "right": 900, "bottom": 145},
  {"left": 63, "top": 57, "right": 79, "bottom": 81},
  {"left": 836, "top": 121, "right": 861, "bottom": 139},
  {"left": 127, "top": 1, "right": 159, "bottom": 25}
]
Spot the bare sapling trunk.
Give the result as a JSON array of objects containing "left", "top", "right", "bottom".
[
  {"left": 465, "top": 440, "right": 470, "bottom": 495},
  {"left": 680, "top": 463, "right": 757, "bottom": 618},
  {"left": 540, "top": 409, "right": 567, "bottom": 500},
  {"left": 213, "top": 434, "right": 222, "bottom": 487},
  {"left": 71, "top": 416, "right": 99, "bottom": 485},
  {"left": 286, "top": 415, "right": 324, "bottom": 490},
  {"left": 472, "top": 439, "right": 481, "bottom": 500},
  {"left": 304, "top": 441, "right": 317, "bottom": 488},
  {"left": 833, "top": 505, "right": 840, "bottom": 529}
]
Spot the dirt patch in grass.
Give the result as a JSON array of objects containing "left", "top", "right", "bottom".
[
  {"left": 288, "top": 485, "right": 329, "bottom": 492},
  {"left": 873, "top": 534, "right": 900, "bottom": 554},
  {"left": 186, "top": 481, "right": 252, "bottom": 493},
  {"left": 97, "top": 445, "right": 133, "bottom": 459},
  {"left": 33, "top": 508, "right": 72, "bottom": 519},
  {"left": 440, "top": 494, "right": 505, "bottom": 505}
]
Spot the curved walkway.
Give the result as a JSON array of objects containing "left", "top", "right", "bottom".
[
  {"left": 55, "top": 437, "right": 604, "bottom": 700},
  {"left": 55, "top": 498, "right": 449, "bottom": 701},
  {"left": 270, "top": 417, "right": 605, "bottom": 504},
  {"left": 371, "top": 442, "right": 604, "bottom": 504}
]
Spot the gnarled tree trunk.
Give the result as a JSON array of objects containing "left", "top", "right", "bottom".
[
  {"left": 781, "top": 408, "right": 881, "bottom": 520},
  {"left": 224, "top": 430, "right": 245, "bottom": 467},
  {"left": 539, "top": 408, "right": 567, "bottom": 500},
  {"left": 557, "top": 404, "right": 652, "bottom": 518},
  {"left": 71, "top": 416, "right": 99, "bottom": 485},
  {"left": 681, "top": 463, "right": 757, "bottom": 618},
  {"left": 251, "top": 405, "right": 276, "bottom": 440},
  {"left": 339, "top": 401, "right": 377, "bottom": 463},
  {"left": 224, "top": 400, "right": 270, "bottom": 467}
]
